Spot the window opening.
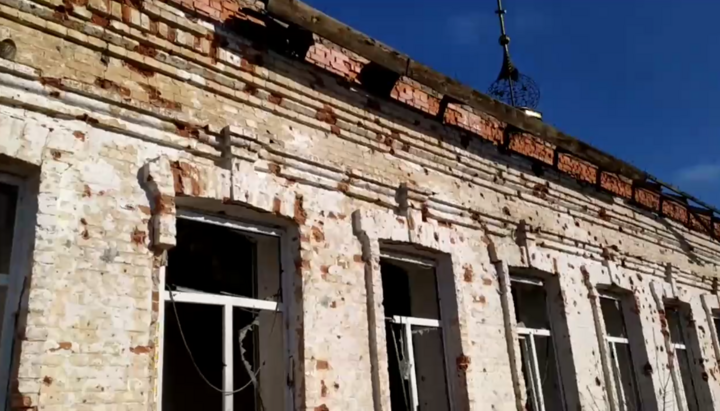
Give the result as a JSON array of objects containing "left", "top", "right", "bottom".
[
  {"left": 161, "top": 213, "right": 285, "bottom": 411},
  {"left": 0, "top": 181, "right": 19, "bottom": 320},
  {"left": 599, "top": 295, "right": 641, "bottom": 411},
  {"left": 381, "top": 252, "right": 450, "bottom": 411},
  {"left": 510, "top": 277, "right": 564, "bottom": 411},
  {"left": 665, "top": 306, "right": 699, "bottom": 411}
]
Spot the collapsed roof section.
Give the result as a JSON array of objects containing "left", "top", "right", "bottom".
[{"left": 176, "top": 0, "right": 720, "bottom": 240}]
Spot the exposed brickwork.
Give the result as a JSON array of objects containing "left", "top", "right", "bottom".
[
  {"left": 444, "top": 103, "right": 505, "bottom": 145},
  {"left": 0, "top": 0, "right": 718, "bottom": 410},
  {"left": 305, "top": 43, "right": 365, "bottom": 82},
  {"left": 690, "top": 213, "right": 712, "bottom": 234},
  {"left": 390, "top": 77, "right": 441, "bottom": 116},
  {"left": 600, "top": 172, "right": 632, "bottom": 198},
  {"left": 635, "top": 188, "right": 661, "bottom": 211},
  {"left": 558, "top": 153, "right": 598, "bottom": 184},
  {"left": 508, "top": 133, "right": 554, "bottom": 165},
  {"left": 662, "top": 199, "right": 689, "bottom": 224}
]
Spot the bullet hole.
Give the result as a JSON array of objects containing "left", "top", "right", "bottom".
[{"left": 0, "top": 39, "right": 17, "bottom": 60}]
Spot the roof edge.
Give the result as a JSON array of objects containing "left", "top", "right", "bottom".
[{"left": 266, "top": 0, "right": 645, "bottom": 180}]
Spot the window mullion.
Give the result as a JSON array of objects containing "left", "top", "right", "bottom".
[
  {"left": 520, "top": 337, "right": 539, "bottom": 410},
  {"left": 610, "top": 342, "right": 627, "bottom": 411},
  {"left": 223, "top": 303, "right": 234, "bottom": 411},
  {"left": 402, "top": 319, "right": 419, "bottom": 410},
  {"left": 528, "top": 335, "right": 546, "bottom": 411}
]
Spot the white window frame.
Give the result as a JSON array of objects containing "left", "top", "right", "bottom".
[
  {"left": 510, "top": 276, "right": 564, "bottom": 411},
  {"left": 381, "top": 250, "right": 453, "bottom": 411},
  {"left": 0, "top": 173, "right": 33, "bottom": 411},
  {"left": 666, "top": 306, "right": 698, "bottom": 411},
  {"left": 599, "top": 294, "right": 639, "bottom": 411},
  {"left": 156, "top": 209, "right": 292, "bottom": 411}
]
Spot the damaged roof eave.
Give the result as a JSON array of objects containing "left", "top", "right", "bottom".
[{"left": 265, "top": 0, "right": 720, "bottom": 219}]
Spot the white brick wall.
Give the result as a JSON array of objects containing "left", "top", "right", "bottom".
[{"left": 0, "top": 1, "right": 717, "bottom": 409}]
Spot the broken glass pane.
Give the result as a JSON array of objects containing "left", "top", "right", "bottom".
[
  {"left": 234, "top": 308, "right": 284, "bottom": 410},
  {"left": 615, "top": 342, "right": 640, "bottom": 410},
  {"left": 512, "top": 282, "right": 549, "bottom": 330},
  {"left": 600, "top": 297, "right": 626, "bottom": 338},
  {"left": 0, "top": 182, "right": 18, "bottom": 275},
  {"left": 665, "top": 307, "right": 684, "bottom": 345},
  {"left": 535, "top": 336, "right": 563, "bottom": 411},
  {"left": 381, "top": 260, "right": 439, "bottom": 319},
  {"left": 519, "top": 336, "right": 539, "bottom": 411},
  {"left": 386, "top": 321, "right": 412, "bottom": 410},
  {"left": 677, "top": 348, "right": 699, "bottom": 411},
  {"left": 413, "top": 326, "right": 449, "bottom": 411},
  {"left": 162, "top": 302, "right": 223, "bottom": 411}
]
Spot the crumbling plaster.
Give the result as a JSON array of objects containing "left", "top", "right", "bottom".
[{"left": 0, "top": 0, "right": 717, "bottom": 408}]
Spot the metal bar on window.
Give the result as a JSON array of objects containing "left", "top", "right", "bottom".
[
  {"left": 510, "top": 276, "right": 544, "bottom": 287},
  {"left": 178, "top": 209, "right": 284, "bottom": 238},
  {"left": 520, "top": 336, "right": 540, "bottom": 411},
  {"left": 517, "top": 327, "right": 551, "bottom": 337},
  {"left": 402, "top": 319, "right": 419, "bottom": 410},
  {"left": 672, "top": 343, "right": 687, "bottom": 351},
  {"left": 163, "top": 290, "right": 279, "bottom": 311},
  {"left": 598, "top": 293, "right": 621, "bottom": 301},
  {"left": 380, "top": 252, "right": 435, "bottom": 268},
  {"left": 389, "top": 315, "right": 440, "bottom": 328},
  {"left": 610, "top": 342, "right": 627, "bottom": 411},
  {"left": 606, "top": 336, "right": 630, "bottom": 345},
  {"left": 223, "top": 304, "right": 233, "bottom": 411},
  {"left": 528, "top": 335, "right": 546, "bottom": 411}
]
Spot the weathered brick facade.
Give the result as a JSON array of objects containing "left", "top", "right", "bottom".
[{"left": 0, "top": 0, "right": 719, "bottom": 410}]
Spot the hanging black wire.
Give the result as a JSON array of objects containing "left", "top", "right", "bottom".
[
  {"left": 165, "top": 283, "right": 280, "bottom": 400},
  {"left": 487, "top": 0, "right": 540, "bottom": 109}
]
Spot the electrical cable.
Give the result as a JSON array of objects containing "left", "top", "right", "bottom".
[
  {"left": 389, "top": 323, "right": 411, "bottom": 411},
  {"left": 165, "top": 283, "right": 280, "bottom": 396}
]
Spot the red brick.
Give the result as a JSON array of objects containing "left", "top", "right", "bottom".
[
  {"left": 195, "top": 3, "right": 220, "bottom": 19},
  {"left": 689, "top": 212, "right": 712, "bottom": 233},
  {"left": 121, "top": 5, "right": 133, "bottom": 23},
  {"left": 509, "top": 133, "right": 553, "bottom": 165},
  {"left": 444, "top": 104, "right": 504, "bottom": 145},
  {"left": 389, "top": 79, "right": 441, "bottom": 115},
  {"left": 222, "top": 0, "right": 238, "bottom": 12},
  {"left": 635, "top": 188, "right": 660, "bottom": 211},
  {"left": 558, "top": 153, "right": 597, "bottom": 184},
  {"left": 600, "top": 172, "right": 632, "bottom": 198},
  {"left": 661, "top": 199, "right": 688, "bottom": 224}
]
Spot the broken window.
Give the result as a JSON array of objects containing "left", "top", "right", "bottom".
[
  {"left": 161, "top": 211, "right": 286, "bottom": 411},
  {"left": 599, "top": 295, "right": 641, "bottom": 411},
  {"left": 381, "top": 251, "right": 450, "bottom": 411},
  {"left": 0, "top": 180, "right": 18, "bottom": 330},
  {"left": 665, "top": 305, "right": 700, "bottom": 411},
  {"left": 510, "top": 276, "right": 565, "bottom": 411},
  {"left": 0, "top": 171, "right": 35, "bottom": 411}
]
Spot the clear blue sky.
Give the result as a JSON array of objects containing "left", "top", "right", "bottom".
[{"left": 304, "top": 0, "right": 720, "bottom": 208}]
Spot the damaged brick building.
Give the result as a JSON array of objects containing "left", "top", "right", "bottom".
[{"left": 0, "top": 0, "right": 720, "bottom": 409}]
